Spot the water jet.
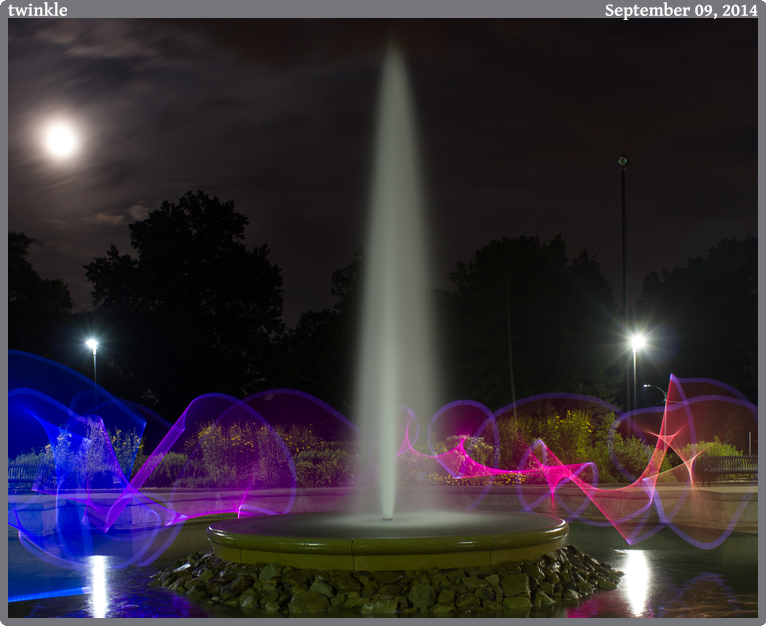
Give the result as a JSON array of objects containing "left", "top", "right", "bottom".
[{"left": 208, "top": 42, "right": 567, "bottom": 571}]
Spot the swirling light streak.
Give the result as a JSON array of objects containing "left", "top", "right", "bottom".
[{"left": 8, "top": 351, "right": 758, "bottom": 590}]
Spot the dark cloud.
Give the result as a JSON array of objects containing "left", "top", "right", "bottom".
[{"left": 8, "top": 19, "right": 757, "bottom": 322}]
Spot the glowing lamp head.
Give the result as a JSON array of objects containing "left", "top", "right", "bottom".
[
  {"left": 630, "top": 335, "right": 645, "bottom": 352},
  {"left": 86, "top": 339, "right": 99, "bottom": 354},
  {"left": 617, "top": 154, "right": 629, "bottom": 169}
]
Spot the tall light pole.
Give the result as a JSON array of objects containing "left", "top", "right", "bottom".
[
  {"left": 618, "top": 154, "right": 630, "bottom": 412},
  {"left": 85, "top": 339, "right": 99, "bottom": 410},
  {"left": 643, "top": 384, "right": 668, "bottom": 403},
  {"left": 631, "top": 334, "right": 645, "bottom": 411}
]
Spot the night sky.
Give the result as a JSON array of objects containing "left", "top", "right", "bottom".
[{"left": 8, "top": 18, "right": 757, "bottom": 328}]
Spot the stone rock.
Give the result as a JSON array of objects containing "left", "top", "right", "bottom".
[
  {"left": 535, "top": 590, "right": 555, "bottom": 604},
  {"left": 501, "top": 562, "right": 523, "bottom": 573},
  {"left": 330, "top": 593, "right": 346, "bottom": 609},
  {"left": 544, "top": 570, "right": 560, "bottom": 584},
  {"left": 576, "top": 581, "right": 593, "bottom": 596},
  {"left": 345, "top": 596, "right": 367, "bottom": 610},
  {"left": 598, "top": 578, "right": 618, "bottom": 590},
  {"left": 220, "top": 576, "right": 252, "bottom": 601},
  {"left": 263, "top": 601, "right": 281, "bottom": 612},
  {"left": 538, "top": 581, "right": 554, "bottom": 595},
  {"left": 361, "top": 582, "right": 379, "bottom": 597},
  {"left": 446, "top": 570, "right": 466, "bottom": 582},
  {"left": 503, "top": 596, "right": 532, "bottom": 610},
  {"left": 500, "top": 573, "right": 531, "bottom": 597},
  {"left": 522, "top": 561, "right": 545, "bottom": 582},
  {"left": 289, "top": 591, "right": 330, "bottom": 614},
  {"left": 197, "top": 569, "right": 215, "bottom": 584},
  {"left": 474, "top": 586, "right": 494, "bottom": 602},
  {"left": 260, "top": 591, "right": 280, "bottom": 606},
  {"left": 206, "top": 578, "right": 227, "bottom": 595},
  {"left": 491, "top": 584, "right": 504, "bottom": 602},
  {"left": 309, "top": 580, "right": 335, "bottom": 598},
  {"left": 431, "top": 573, "right": 450, "bottom": 587},
  {"left": 462, "top": 576, "right": 490, "bottom": 589},
  {"left": 483, "top": 599, "right": 505, "bottom": 612},
  {"left": 484, "top": 574, "right": 500, "bottom": 585},
  {"left": 259, "top": 563, "right": 283, "bottom": 581},
  {"left": 408, "top": 584, "right": 436, "bottom": 609},
  {"left": 373, "top": 571, "right": 404, "bottom": 585},
  {"left": 375, "top": 584, "right": 403, "bottom": 599},
  {"left": 173, "top": 563, "right": 193, "bottom": 574},
  {"left": 331, "top": 574, "right": 361, "bottom": 592},
  {"left": 437, "top": 588, "right": 456, "bottom": 603},
  {"left": 432, "top": 602, "right": 455, "bottom": 613},
  {"left": 186, "top": 583, "right": 208, "bottom": 601},
  {"left": 563, "top": 588, "right": 581, "bottom": 601},
  {"left": 361, "top": 599, "right": 398, "bottom": 613},
  {"left": 283, "top": 577, "right": 308, "bottom": 596},
  {"left": 456, "top": 593, "right": 480, "bottom": 609},
  {"left": 239, "top": 588, "right": 260, "bottom": 607}
]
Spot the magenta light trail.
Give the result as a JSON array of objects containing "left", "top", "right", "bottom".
[{"left": 9, "top": 351, "right": 758, "bottom": 577}]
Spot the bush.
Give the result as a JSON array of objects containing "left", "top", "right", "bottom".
[
  {"left": 681, "top": 436, "right": 743, "bottom": 459},
  {"left": 683, "top": 437, "right": 749, "bottom": 482},
  {"left": 294, "top": 449, "right": 356, "bottom": 487}
]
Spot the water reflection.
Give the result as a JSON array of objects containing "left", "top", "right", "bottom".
[
  {"left": 8, "top": 521, "right": 758, "bottom": 619},
  {"left": 620, "top": 550, "right": 650, "bottom": 616},
  {"left": 89, "top": 555, "right": 108, "bottom": 618}
]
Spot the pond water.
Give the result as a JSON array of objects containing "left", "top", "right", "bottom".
[{"left": 6, "top": 518, "right": 758, "bottom": 619}]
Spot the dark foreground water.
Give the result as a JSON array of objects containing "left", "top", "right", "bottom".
[{"left": 6, "top": 519, "right": 758, "bottom": 619}]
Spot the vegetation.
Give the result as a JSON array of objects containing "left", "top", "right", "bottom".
[
  {"left": 10, "top": 421, "right": 142, "bottom": 490},
  {"left": 8, "top": 192, "right": 757, "bottom": 489}
]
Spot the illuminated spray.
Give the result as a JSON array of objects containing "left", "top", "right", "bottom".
[{"left": 357, "top": 43, "right": 439, "bottom": 520}]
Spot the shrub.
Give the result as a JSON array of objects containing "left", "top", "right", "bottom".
[
  {"left": 680, "top": 436, "right": 743, "bottom": 460},
  {"left": 294, "top": 449, "right": 356, "bottom": 487},
  {"left": 496, "top": 417, "right": 530, "bottom": 471}
]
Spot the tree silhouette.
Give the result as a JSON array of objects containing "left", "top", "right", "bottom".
[
  {"left": 439, "top": 235, "right": 622, "bottom": 412},
  {"left": 9, "top": 232, "right": 73, "bottom": 358},
  {"left": 84, "top": 191, "right": 284, "bottom": 420},
  {"left": 275, "top": 248, "right": 365, "bottom": 416},
  {"left": 635, "top": 236, "right": 757, "bottom": 406}
]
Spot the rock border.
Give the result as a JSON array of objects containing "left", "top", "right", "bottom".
[{"left": 149, "top": 544, "right": 623, "bottom": 615}]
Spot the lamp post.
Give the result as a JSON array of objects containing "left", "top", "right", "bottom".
[
  {"left": 85, "top": 339, "right": 99, "bottom": 410},
  {"left": 642, "top": 384, "right": 668, "bottom": 404},
  {"left": 618, "top": 154, "right": 630, "bottom": 412},
  {"left": 630, "top": 334, "right": 645, "bottom": 411}
]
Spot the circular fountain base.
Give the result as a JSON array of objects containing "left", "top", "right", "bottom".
[{"left": 207, "top": 511, "right": 568, "bottom": 571}]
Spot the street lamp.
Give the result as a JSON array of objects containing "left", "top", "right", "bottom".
[
  {"left": 643, "top": 384, "right": 668, "bottom": 404},
  {"left": 85, "top": 339, "right": 98, "bottom": 409},
  {"left": 630, "top": 334, "right": 645, "bottom": 411},
  {"left": 618, "top": 154, "right": 630, "bottom": 413}
]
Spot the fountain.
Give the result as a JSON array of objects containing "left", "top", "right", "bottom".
[{"left": 206, "top": 43, "right": 568, "bottom": 571}]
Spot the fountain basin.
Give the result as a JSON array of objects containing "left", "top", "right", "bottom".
[{"left": 207, "top": 511, "right": 568, "bottom": 571}]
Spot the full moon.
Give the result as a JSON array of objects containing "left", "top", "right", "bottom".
[{"left": 46, "top": 124, "right": 77, "bottom": 157}]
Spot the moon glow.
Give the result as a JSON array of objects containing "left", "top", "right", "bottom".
[{"left": 46, "top": 124, "right": 77, "bottom": 157}]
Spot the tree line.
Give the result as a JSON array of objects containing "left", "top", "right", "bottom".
[{"left": 9, "top": 190, "right": 757, "bottom": 431}]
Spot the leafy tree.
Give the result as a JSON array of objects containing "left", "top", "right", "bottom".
[
  {"left": 84, "top": 191, "right": 285, "bottom": 420},
  {"left": 634, "top": 237, "right": 757, "bottom": 404},
  {"left": 439, "top": 235, "right": 621, "bottom": 411},
  {"left": 274, "top": 248, "right": 365, "bottom": 415},
  {"left": 9, "top": 232, "right": 73, "bottom": 357}
]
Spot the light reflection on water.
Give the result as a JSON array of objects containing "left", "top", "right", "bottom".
[
  {"left": 89, "top": 555, "right": 108, "bottom": 618},
  {"left": 7, "top": 520, "right": 758, "bottom": 618},
  {"left": 621, "top": 550, "right": 650, "bottom": 617}
]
